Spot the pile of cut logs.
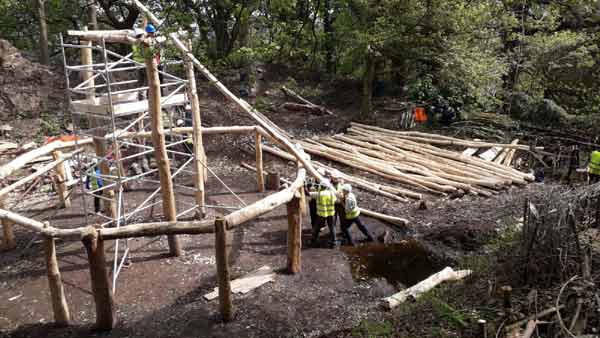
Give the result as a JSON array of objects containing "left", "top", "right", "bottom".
[{"left": 263, "top": 123, "right": 538, "bottom": 201}]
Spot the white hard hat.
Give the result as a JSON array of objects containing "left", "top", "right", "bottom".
[
  {"left": 176, "top": 119, "right": 184, "bottom": 126},
  {"left": 342, "top": 184, "right": 352, "bottom": 193}
]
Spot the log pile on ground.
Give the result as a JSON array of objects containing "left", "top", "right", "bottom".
[{"left": 263, "top": 122, "right": 537, "bottom": 201}]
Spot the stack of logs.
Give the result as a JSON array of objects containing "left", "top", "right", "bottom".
[{"left": 263, "top": 122, "right": 537, "bottom": 201}]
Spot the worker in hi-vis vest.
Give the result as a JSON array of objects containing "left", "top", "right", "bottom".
[
  {"left": 132, "top": 23, "right": 163, "bottom": 100},
  {"left": 309, "top": 176, "right": 338, "bottom": 248},
  {"left": 589, "top": 150, "right": 600, "bottom": 184},
  {"left": 85, "top": 163, "right": 104, "bottom": 214},
  {"left": 340, "top": 184, "right": 375, "bottom": 246}
]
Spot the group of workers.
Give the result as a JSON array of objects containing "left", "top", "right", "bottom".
[{"left": 306, "top": 169, "right": 375, "bottom": 248}]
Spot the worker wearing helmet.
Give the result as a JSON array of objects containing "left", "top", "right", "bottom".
[
  {"left": 309, "top": 174, "right": 338, "bottom": 248},
  {"left": 132, "top": 23, "right": 164, "bottom": 100},
  {"left": 304, "top": 169, "right": 325, "bottom": 230},
  {"left": 589, "top": 150, "right": 600, "bottom": 184},
  {"left": 340, "top": 184, "right": 374, "bottom": 246},
  {"left": 329, "top": 169, "right": 345, "bottom": 228}
]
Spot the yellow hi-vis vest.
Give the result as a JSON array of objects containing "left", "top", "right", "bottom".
[
  {"left": 316, "top": 189, "right": 336, "bottom": 217},
  {"left": 590, "top": 151, "right": 600, "bottom": 175},
  {"left": 132, "top": 43, "right": 145, "bottom": 64},
  {"left": 345, "top": 193, "right": 361, "bottom": 219}
]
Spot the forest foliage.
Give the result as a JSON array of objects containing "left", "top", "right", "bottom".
[{"left": 1, "top": 0, "right": 599, "bottom": 118}]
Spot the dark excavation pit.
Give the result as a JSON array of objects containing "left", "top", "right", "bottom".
[{"left": 341, "top": 240, "right": 444, "bottom": 288}]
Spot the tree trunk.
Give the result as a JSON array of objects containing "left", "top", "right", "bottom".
[
  {"left": 88, "top": 2, "right": 98, "bottom": 30},
  {"left": 36, "top": 0, "right": 49, "bottom": 65},
  {"left": 146, "top": 52, "right": 182, "bottom": 256},
  {"left": 360, "top": 46, "right": 375, "bottom": 117},
  {"left": 323, "top": 0, "right": 335, "bottom": 74}
]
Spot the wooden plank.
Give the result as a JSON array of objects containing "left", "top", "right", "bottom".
[
  {"left": 461, "top": 148, "right": 478, "bottom": 156},
  {"left": 478, "top": 147, "right": 502, "bottom": 161},
  {"left": 204, "top": 266, "right": 275, "bottom": 300}
]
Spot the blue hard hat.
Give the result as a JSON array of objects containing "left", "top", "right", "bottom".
[{"left": 145, "top": 24, "right": 156, "bottom": 33}]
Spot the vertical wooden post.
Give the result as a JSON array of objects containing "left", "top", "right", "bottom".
[
  {"left": 255, "top": 131, "right": 265, "bottom": 192},
  {"left": 51, "top": 151, "right": 71, "bottom": 208},
  {"left": 184, "top": 40, "right": 206, "bottom": 218},
  {"left": 80, "top": 27, "right": 94, "bottom": 99},
  {"left": 44, "top": 235, "right": 70, "bottom": 326},
  {"left": 286, "top": 191, "right": 302, "bottom": 274},
  {"left": 215, "top": 217, "right": 232, "bottom": 321},
  {"left": 146, "top": 51, "right": 181, "bottom": 256},
  {"left": 82, "top": 231, "right": 115, "bottom": 330},
  {"left": 0, "top": 197, "right": 16, "bottom": 250}
]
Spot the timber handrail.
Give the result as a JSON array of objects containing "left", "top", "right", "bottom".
[
  {"left": 104, "top": 125, "right": 270, "bottom": 140},
  {"left": 0, "top": 162, "right": 306, "bottom": 241}
]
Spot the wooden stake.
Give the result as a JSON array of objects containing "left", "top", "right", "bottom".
[
  {"left": 44, "top": 235, "right": 70, "bottom": 326},
  {"left": 215, "top": 217, "right": 233, "bottom": 321},
  {"left": 147, "top": 49, "right": 181, "bottom": 256},
  {"left": 0, "top": 197, "right": 16, "bottom": 250},
  {"left": 51, "top": 150, "right": 71, "bottom": 208},
  {"left": 286, "top": 191, "right": 302, "bottom": 274},
  {"left": 255, "top": 131, "right": 265, "bottom": 192},
  {"left": 184, "top": 40, "right": 206, "bottom": 217},
  {"left": 82, "top": 231, "right": 116, "bottom": 330}
]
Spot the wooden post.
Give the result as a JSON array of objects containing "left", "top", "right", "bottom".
[
  {"left": 82, "top": 231, "right": 116, "bottom": 330},
  {"left": 184, "top": 40, "right": 206, "bottom": 218},
  {"left": 0, "top": 197, "right": 16, "bottom": 250},
  {"left": 146, "top": 50, "right": 182, "bottom": 256},
  {"left": 286, "top": 191, "right": 302, "bottom": 274},
  {"left": 215, "top": 217, "right": 232, "bottom": 321},
  {"left": 44, "top": 235, "right": 70, "bottom": 326},
  {"left": 255, "top": 131, "right": 265, "bottom": 192},
  {"left": 81, "top": 27, "right": 94, "bottom": 99},
  {"left": 51, "top": 150, "right": 71, "bottom": 208}
]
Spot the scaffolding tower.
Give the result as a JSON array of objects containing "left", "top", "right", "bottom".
[{"left": 59, "top": 34, "right": 201, "bottom": 292}]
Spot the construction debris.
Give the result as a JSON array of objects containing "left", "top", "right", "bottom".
[{"left": 281, "top": 86, "right": 334, "bottom": 116}]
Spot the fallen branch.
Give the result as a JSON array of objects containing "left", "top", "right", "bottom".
[
  {"left": 505, "top": 305, "right": 564, "bottom": 332},
  {"left": 382, "top": 267, "right": 472, "bottom": 309},
  {"left": 282, "top": 102, "right": 329, "bottom": 115},
  {"left": 281, "top": 86, "right": 334, "bottom": 115}
]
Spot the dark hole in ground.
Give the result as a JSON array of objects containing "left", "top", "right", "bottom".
[{"left": 342, "top": 240, "right": 444, "bottom": 288}]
